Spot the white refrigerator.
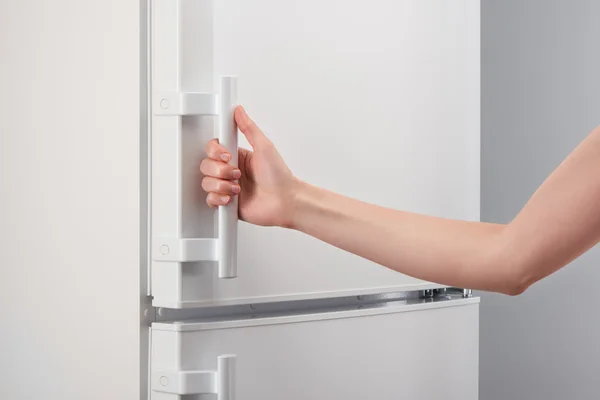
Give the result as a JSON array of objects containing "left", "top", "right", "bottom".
[{"left": 0, "top": 0, "right": 480, "bottom": 399}]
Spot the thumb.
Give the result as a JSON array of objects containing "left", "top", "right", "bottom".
[{"left": 235, "top": 106, "right": 268, "bottom": 149}]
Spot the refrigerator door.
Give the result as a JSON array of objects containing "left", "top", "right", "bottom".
[
  {"left": 150, "top": 297, "right": 479, "bottom": 400},
  {"left": 150, "top": 0, "right": 480, "bottom": 308}
]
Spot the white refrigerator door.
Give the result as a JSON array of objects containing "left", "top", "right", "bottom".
[
  {"left": 150, "top": 298, "right": 479, "bottom": 400},
  {"left": 150, "top": 0, "right": 480, "bottom": 308}
]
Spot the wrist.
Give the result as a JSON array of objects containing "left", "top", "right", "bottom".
[{"left": 281, "top": 178, "right": 309, "bottom": 230}]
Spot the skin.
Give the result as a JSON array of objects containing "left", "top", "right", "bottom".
[{"left": 200, "top": 106, "right": 600, "bottom": 296}]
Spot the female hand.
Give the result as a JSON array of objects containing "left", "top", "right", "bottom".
[{"left": 200, "top": 106, "right": 300, "bottom": 227}]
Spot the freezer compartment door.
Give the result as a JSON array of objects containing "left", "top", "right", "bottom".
[{"left": 150, "top": 299, "right": 479, "bottom": 400}]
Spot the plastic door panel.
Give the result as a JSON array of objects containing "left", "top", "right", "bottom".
[{"left": 150, "top": 0, "right": 480, "bottom": 308}]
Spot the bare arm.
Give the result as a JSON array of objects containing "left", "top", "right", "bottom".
[
  {"left": 201, "top": 107, "right": 600, "bottom": 295},
  {"left": 290, "top": 127, "right": 600, "bottom": 294}
]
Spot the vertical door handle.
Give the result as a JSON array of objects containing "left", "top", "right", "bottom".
[
  {"left": 217, "top": 77, "right": 238, "bottom": 279},
  {"left": 218, "top": 354, "right": 236, "bottom": 400},
  {"left": 152, "top": 76, "right": 239, "bottom": 279}
]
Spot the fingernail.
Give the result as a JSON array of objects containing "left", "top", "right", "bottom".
[
  {"left": 233, "top": 169, "right": 242, "bottom": 179},
  {"left": 232, "top": 185, "right": 241, "bottom": 194},
  {"left": 221, "top": 153, "right": 231, "bottom": 162},
  {"left": 221, "top": 196, "right": 230, "bottom": 204}
]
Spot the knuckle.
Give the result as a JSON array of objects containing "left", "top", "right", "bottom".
[
  {"left": 218, "top": 180, "right": 230, "bottom": 193},
  {"left": 201, "top": 176, "right": 211, "bottom": 191},
  {"left": 210, "top": 143, "right": 222, "bottom": 157},
  {"left": 217, "top": 163, "right": 231, "bottom": 177},
  {"left": 206, "top": 138, "right": 218, "bottom": 152},
  {"left": 207, "top": 193, "right": 218, "bottom": 206},
  {"left": 204, "top": 160, "right": 220, "bottom": 176},
  {"left": 200, "top": 158, "right": 209, "bottom": 173}
]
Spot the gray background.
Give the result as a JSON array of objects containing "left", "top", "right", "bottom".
[{"left": 480, "top": 0, "right": 600, "bottom": 398}]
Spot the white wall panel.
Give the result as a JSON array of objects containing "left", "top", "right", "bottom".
[{"left": 0, "top": 0, "right": 144, "bottom": 399}]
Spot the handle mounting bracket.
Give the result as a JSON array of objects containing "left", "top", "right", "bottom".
[
  {"left": 152, "top": 354, "right": 236, "bottom": 398},
  {"left": 154, "top": 92, "right": 219, "bottom": 116}
]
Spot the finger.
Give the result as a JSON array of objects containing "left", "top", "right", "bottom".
[
  {"left": 201, "top": 176, "right": 241, "bottom": 195},
  {"left": 205, "top": 138, "right": 232, "bottom": 162},
  {"left": 235, "top": 106, "right": 268, "bottom": 149},
  {"left": 206, "top": 192, "right": 231, "bottom": 208},
  {"left": 200, "top": 159, "right": 242, "bottom": 180}
]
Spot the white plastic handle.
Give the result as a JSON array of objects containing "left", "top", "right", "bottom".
[
  {"left": 218, "top": 354, "right": 236, "bottom": 400},
  {"left": 217, "top": 76, "right": 238, "bottom": 279}
]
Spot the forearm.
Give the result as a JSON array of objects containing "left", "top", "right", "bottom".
[
  {"left": 290, "top": 182, "right": 514, "bottom": 293},
  {"left": 289, "top": 127, "right": 600, "bottom": 295}
]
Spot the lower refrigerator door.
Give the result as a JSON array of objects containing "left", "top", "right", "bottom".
[{"left": 150, "top": 297, "right": 479, "bottom": 400}]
